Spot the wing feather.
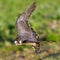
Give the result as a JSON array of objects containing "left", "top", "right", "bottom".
[
  {"left": 16, "top": 2, "right": 36, "bottom": 33},
  {"left": 17, "top": 2, "right": 36, "bottom": 22},
  {"left": 16, "top": 2, "right": 38, "bottom": 42}
]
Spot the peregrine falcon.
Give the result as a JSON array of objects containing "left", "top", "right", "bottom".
[{"left": 14, "top": 2, "right": 40, "bottom": 53}]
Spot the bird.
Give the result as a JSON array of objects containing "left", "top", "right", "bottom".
[{"left": 14, "top": 2, "right": 40, "bottom": 53}]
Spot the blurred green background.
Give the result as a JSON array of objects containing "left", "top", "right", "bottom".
[{"left": 0, "top": 0, "right": 60, "bottom": 60}]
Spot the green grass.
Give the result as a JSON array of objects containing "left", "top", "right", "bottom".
[
  {"left": 0, "top": 0, "right": 60, "bottom": 42},
  {"left": 0, "top": 0, "right": 60, "bottom": 60}
]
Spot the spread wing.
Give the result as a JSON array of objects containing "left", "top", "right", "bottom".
[
  {"left": 17, "top": 2, "right": 36, "bottom": 22},
  {"left": 16, "top": 2, "right": 36, "bottom": 32},
  {"left": 15, "top": 2, "right": 39, "bottom": 43}
]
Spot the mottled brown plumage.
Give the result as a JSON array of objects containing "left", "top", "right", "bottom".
[{"left": 14, "top": 2, "right": 40, "bottom": 53}]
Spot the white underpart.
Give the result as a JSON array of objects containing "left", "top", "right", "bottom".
[
  {"left": 19, "top": 40, "right": 22, "bottom": 45},
  {"left": 14, "top": 40, "right": 22, "bottom": 45},
  {"left": 14, "top": 41, "right": 18, "bottom": 45}
]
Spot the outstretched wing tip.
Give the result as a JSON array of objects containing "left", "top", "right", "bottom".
[
  {"left": 31, "top": 2, "right": 37, "bottom": 8},
  {"left": 17, "top": 2, "right": 37, "bottom": 22}
]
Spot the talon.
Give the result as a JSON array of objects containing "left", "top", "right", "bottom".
[{"left": 34, "top": 43, "right": 41, "bottom": 54}]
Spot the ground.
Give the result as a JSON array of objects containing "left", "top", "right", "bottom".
[{"left": 0, "top": 41, "right": 60, "bottom": 60}]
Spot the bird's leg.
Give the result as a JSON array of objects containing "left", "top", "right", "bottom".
[{"left": 33, "top": 42, "right": 41, "bottom": 53}]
